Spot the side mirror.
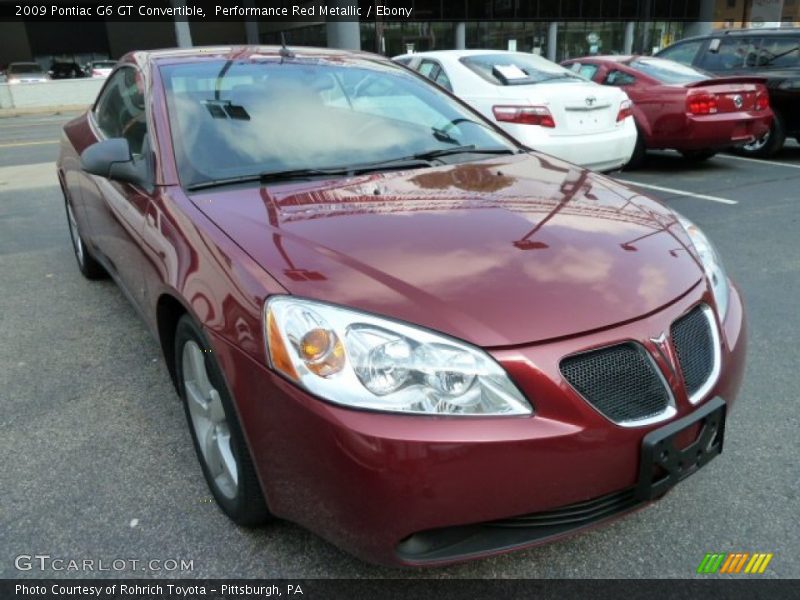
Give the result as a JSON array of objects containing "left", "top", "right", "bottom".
[{"left": 80, "top": 138, "right": 152, "bottom": 191}]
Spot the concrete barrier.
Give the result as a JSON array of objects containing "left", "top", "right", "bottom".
[{"left": 0, "top": 78, "right": 104, "bottom": 110}]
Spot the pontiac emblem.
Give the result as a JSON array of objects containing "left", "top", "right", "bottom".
[{"left": 650, "top": 332, "right": 677, "bottom": 376}]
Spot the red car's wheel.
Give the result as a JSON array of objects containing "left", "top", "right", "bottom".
[
  {"left": 175, "top": 314, "right": 271, "bottom": 526},
  {"left": 63, "top": 194, "right": 107, "bottom": 280},
  {"left": 735, "top": 111, "right": 786, "bottom": 158}
]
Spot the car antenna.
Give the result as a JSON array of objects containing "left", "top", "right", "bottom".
[{"left": 279, "top": 32, "right": 295, "bottom": 60}]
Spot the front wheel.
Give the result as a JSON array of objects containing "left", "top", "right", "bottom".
[
  {"left": 734, "top": 112, "right": 786, "bottom": 158},
  {"left": 175, "top": 315, "right": 271, "bottom": 526},
  {"left": 680, "top": 149, "right": 718, "bottom": 162},
  {"left": 63, "top": 196, "right": 107, "bottom": 280}
]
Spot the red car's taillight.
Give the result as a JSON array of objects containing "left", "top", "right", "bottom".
[
  {"left": 493, "top": 105, "right": 556, "bottom": 128},
  {"left": 687, "top": 93, "right": 719, "bottom": 115},
  {"left": 755, "top": 90, "right": 769, "bottom": 111},
  {"left": 616, "top": 99, "right": 633, "bottom": 122}
]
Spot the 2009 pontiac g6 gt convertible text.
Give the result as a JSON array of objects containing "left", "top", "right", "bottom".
[{"left": 57, "top": 46, "right": 746, "bottom": 566}]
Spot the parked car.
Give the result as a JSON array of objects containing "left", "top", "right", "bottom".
[
  {"left": 562, "top": 55, "right": 773, "bottom": 168},
  {"left": 394, "top": 50, "right": 637, "bottom": 172},
  {"left": 85, "top": 59, "right": 117, "bottom": 78},
  {"left": 656, "top": 28, "right": 800, "bottom": 157},
  {"left": 49, "top": 60, "right": 86, "bottom": 79},
  {"left": 57, "top": 46, "right": 745, "bottom": 567},
  {"left": 5, "top": 61, "right": 49, "bottom": 84}
]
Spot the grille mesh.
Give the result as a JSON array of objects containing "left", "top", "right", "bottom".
[
  {"left": 560, "top": 343, "right": 669, "bottom": 423},
  {"left": 671, "top": 305, "right": 715, "bottom": 397}
]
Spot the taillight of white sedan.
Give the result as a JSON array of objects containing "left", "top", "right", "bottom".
[{"left": 394, "top": 50, "right": 637, "bottom": 172}]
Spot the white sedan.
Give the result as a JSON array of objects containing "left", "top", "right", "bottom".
[
  {"left": 85, "top": 60, "right": 117, "bottom": 78},
  {"left": 394, "top": 50, "right": 637, "bottom": 171}
]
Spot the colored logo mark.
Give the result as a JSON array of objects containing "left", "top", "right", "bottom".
[{"left": 697, "top": 552, "right": 773, "bottom": 574}]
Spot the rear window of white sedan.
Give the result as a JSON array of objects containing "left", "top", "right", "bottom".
[
  {"left": 628, "top": 58, "right": 709, "bottom": 84},
  {"left": 460, "top": 54, "right": 584, "bottom": 86}
]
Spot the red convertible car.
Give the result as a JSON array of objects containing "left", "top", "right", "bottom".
[
  {"left": 57, "top": 46, "right": 746, "bottom": 566},
  {"left": 562, "top": 55, "right": 772, "bottom": 168}
]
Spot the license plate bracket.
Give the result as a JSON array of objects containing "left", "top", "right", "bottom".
[{"left": 636, "top": 397, "right": 726, "bottom": 501}]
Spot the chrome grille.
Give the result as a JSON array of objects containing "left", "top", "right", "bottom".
[{"left": 560, "top": 343, "right": 671, "bottom": 424}]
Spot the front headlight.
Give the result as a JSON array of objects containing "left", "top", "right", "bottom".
[
  {"left": 264, "top": 296, "right": 532, "bottom": 416},
  {"left": 676, "top": 214, "right": 729, "bottom": 318}
]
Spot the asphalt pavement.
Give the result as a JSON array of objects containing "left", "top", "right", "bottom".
[{"left": 1, "top": 112, "right": 798, "bottom": 578}]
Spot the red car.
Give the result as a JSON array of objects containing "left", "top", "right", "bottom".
[
  {"left": 57, "top": 47, "right": 746, "bottom": 566},
  {"left": 562, "top": 55, "right": 773, "bottom": 168}
]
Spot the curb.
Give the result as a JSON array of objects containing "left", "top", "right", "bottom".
[{"left": 0, "top": 105, "right": 88, "bottom": 118}]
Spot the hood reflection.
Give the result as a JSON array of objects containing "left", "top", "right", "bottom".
[{"left": 188, "top": 152, "right": 700, "bottom": 346}]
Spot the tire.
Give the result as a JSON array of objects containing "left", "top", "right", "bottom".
[
  {"left": 734, "top": 111, "right": 786, "bottom": 158},
  {"left": 174, "top": 314, "right": 270, "bottom": 526},
  {"left": 679, "top": 149, "right": 718, "bottom": 162},
  {"left": 623, "top": 125, "right": 647, "bottom": 170},
  {"left": 63, "top": 194, "right": 107, "bottom": 280}
]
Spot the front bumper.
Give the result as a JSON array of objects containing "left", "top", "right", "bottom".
[{"left": 216, "top": 283, "right": 746, "bottom": 567}]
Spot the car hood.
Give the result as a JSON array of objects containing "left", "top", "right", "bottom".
[{"left": 188, "top": 153, "right": 703, "bottom": 347}]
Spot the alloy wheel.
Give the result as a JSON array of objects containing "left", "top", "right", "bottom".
[
  {"left": 182, "top": 340, "right": 238, "bottom": 499},
  {"left": 742, "top": 130, "right": 770, "bottom": 153},
  {"left": 66, "top": 201, "right": 85, "bottom": 265}
]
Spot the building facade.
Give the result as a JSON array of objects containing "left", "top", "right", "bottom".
[{"left": 1, "top": 0, "right": 799, "bottom": 70}]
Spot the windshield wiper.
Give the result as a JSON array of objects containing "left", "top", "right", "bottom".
[
  {"left": 411, "top": 145, "right": 516, "bottom": 161},
  {"left": 186, "top": 168, "right": 351, "bottom": 191},
  {"left": 187, "top": 161, "right": 436, "bottom": 191},
  {"left": 260, "top": 167, "right": 352, "bottom": 182},
  {"left": 186, "top": 148, "right": 517, "bottom": 191}
]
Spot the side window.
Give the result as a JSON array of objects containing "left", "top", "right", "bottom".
[
  {"left": 658, "top": 40, "right": 704, "bottom": 66},
  {"left": 570, "top": 63, "right": 599, "bottom": 80},
  {"left": 417, "top": 59, "right": 453, "bottom": 92},
  {"left": 94, "top": 67, "right": 147, "bottom": 155},
  {"left": 417, "top": 60, "right": 436, "bottom": 79},
  {"left": 756, "top": 37, "right": 800, "bottom": 68},
  {"left": 605, "top": 70, "right": 636, "bottom": 86},
  {"left": 698, "top": 37, "right": 759, "bottom": 71},
  {"left": 433, "top": 66, "right": 453, "bottom": 92}
]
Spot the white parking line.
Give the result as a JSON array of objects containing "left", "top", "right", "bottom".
[
  {"left": 716, "top": 154, "right": 800, "bottom": 170},
  {"left": 0, "top": 139, "right": 59, "bottom": 148},
  {"left": 614, "top": 179, "right": 738, "bottom": 205}
]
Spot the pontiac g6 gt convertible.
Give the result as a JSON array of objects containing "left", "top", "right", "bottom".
[{"left": 57, "top": 46, "right": 746, "bottom": 566}]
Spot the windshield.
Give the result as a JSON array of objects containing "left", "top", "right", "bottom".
[
  {"left": 9, "top": 63, "right": 43, "bottom": 74},
  {"left": 460, "top": 53, "right": 583, "bottom": 86},
  {"left": 160, "top": 58, "right": 515, "bottom": 189},
  {"left": 628, "top": 58, "right": 709, "bottom": 84}
]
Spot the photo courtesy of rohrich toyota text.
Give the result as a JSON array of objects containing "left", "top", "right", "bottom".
[{"left": 0, "top": 0, "right": 798, "bottom": 598}]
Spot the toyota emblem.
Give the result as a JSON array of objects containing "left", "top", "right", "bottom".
[{"left": 585, "top": 96, "right": 597, "bottom": 107}]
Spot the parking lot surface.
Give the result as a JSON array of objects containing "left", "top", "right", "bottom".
[{"left": 1, "top": 112, "right": 798, "bottom": 578}]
